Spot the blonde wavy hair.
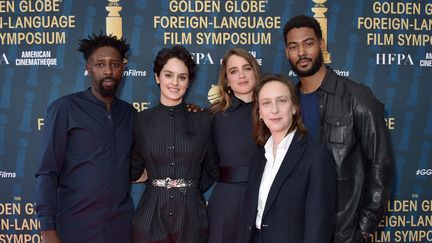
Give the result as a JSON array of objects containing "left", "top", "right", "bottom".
[{"left": 210, "top": 48, "right": 260, "bottom": 113}]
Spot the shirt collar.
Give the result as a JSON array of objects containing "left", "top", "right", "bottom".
[
  {"left": 156, "top": 101, "right": 187, "bottom": 115},
  {"left": 264, "top": 129, "right": 296, "bottom": 153},
  {"left": 228, "top": 95, "right": 251, "bottom": 111},
  {"left": 84, "top": 87, "right": 118, "bottom": 108},
  {"left": 318, "top": 67, "right": 337, "bottom": 94},
  {"left": 295, "top": 66, "right": 337, "bottom": 95}
]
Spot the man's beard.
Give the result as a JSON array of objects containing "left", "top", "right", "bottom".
[
  {"left": 289, "top": 51, "right": 323, "bottom": 77},
  {"left": 99, "top": 77, "right": 119, "bottom": 97}
]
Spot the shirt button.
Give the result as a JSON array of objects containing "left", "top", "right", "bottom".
[
  {"left": 169, "top": 115, "right": 173, "bottom": 119},
  {"left": 169, "top": 162, "right": 174, "bottom": 166},
  {"left": 169, "top": 130, "right": 173, "bottom": 134},
  {"left": 170, "top": 195, "right": 174, "bottom": 199},
  {"left": 169, "top": 212, "right": 173, "bottom": 216}
]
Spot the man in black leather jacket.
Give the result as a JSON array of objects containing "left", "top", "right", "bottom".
[{"left": 282, "top": 15, "right": 394, "bottom": 243}]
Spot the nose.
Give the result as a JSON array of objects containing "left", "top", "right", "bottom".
[
  {"left": 172, "top": 76, "right": 179, "bottom": 85},
  {"left": 239, "top": 70, "right": 245, "bottom": 78},
  {"left": 271, "top": 101, "right": 279, "bottom": 114},
  {"left": 104, "top": 64, "right": 113, "bottom": 75},
  {"left": 298, "top": 44, "right": 306, "bottom": 57}
]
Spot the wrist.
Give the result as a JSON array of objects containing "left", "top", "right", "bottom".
[{"left": 361, "top": 230, "right": 372, "bottom": 240}]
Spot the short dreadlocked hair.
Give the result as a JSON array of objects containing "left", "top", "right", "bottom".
[{"left": 77, "top": 32, "right": 130, "bottom": 61}]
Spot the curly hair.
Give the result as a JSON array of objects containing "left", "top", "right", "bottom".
[
  {"left": 153, "top": 45, "right": 197, "bottom": 83},
  {"left": 283, "top": 15, "right": 322, "bottom": 45},
  {"left": 77, "top": 32, "right": 130, "bottom": 61},
  {"left": 210, "top": 48, "right": 260, "bottom": 113},
  {"left": 252, "top": 73, "right": 308, "bottom": 145}
]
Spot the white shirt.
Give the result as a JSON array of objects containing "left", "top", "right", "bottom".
[{"left": 255, "top": 130, "right": 296, "bottom": 229}]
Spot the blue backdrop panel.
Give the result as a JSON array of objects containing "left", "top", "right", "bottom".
[{"left": 0, "top": 0, "right": 431, "bottom": 242}]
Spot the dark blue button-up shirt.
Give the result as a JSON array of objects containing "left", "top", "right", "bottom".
[{"left": 35, "top": 88, "right": 135, "bottom": 242}]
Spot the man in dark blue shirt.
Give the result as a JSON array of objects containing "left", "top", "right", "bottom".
[{"left": 35, "top": 33, "right": 135, "bottom": 243}]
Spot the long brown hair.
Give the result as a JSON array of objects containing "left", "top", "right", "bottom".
[
  {"left": 210, "top": 48, "right": 261, "bottom": 113},
  {"left": 252, "top": 73, "right": 308, "bottom": 146}
]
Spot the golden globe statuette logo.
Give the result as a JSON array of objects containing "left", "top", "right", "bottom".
[
  {"left": 106, "top": 0, "right": 123, "bottom": 38},
  {"left": 208, "top": 85, "right": 220, "bottom": 104},
  {"left": 311, "top": 0, "right": 331, "bottom": 64}
]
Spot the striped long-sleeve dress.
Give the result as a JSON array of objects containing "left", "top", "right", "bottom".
[{"left": 131, "top": 101, "right": 218, "bottom": 243}]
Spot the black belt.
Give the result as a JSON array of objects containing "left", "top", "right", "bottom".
[{"left": 219, "top": 166, "right": 249, "bottom": 183}]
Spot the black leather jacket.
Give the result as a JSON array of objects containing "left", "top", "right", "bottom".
[{"left": 302, "top": 68, "right": 394, "bottom": 243}]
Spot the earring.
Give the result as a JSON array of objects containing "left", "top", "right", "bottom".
[{"left": 227, "top": 85, "right": 231, "bottom": 94}]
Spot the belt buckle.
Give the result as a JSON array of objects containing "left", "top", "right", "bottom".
[{"left": 165, "top": 177, "right": 177, "bottom": 189}]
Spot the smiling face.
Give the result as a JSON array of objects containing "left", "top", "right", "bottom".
[
  {"left": 156, "top": 57, "right": 189, "bottom": 106},
  {"left": 226, "top": 54, "right": 257, "bottom": 102},
  {"left": 86, "top": 46, "right": 124, "bottom": 99},
  {"left": 285, "top": 27, "right": 324, "bottom": 77},
  {"left": 258, "top": 80, "right": 296, "bottom": 139}
]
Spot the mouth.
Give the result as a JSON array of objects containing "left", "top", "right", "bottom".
[
  {"left": 167, "top": 87, "right": 181, "bottom": 93},
  {"left": 269, "top": 118, "right": 282, "bottom": 122},
  {"left": 297, "top": 58, "right": 312, "bottom": 67},
  {"left": 237, "top": 81, "right": 249, "bottom": 86},
  {"left": 101, "top": 78, "right": 116, "bottom": 88}
]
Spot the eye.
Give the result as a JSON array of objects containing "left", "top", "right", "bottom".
[
  {"left": 305, "top": 41, "right": 314, "bottom": 47},
  {"left": 229, "top": 69, "right": 237, "bottom": 75},
  {"left": 244, "top": 66, "right": 252, "bottom": 71},
  {"left": 95, "top": 63, "right": 105, "bottom": 68},
  {"left": 179, "top": 75, "right": 188, "bottom": 81},
  {"left": 277, "top": 98, "right": 288, "bottom": 104},
  {"left": 112, "top": 63, "right": 121, "bottom": 68},
  {"left": 260, "top": 101, "right": 271, "bottom": 106},
  {"left": 164, "top": 73, "right": 172, "bottom": 78},
  {"left": 288, "top": 45, "right": 297, "bottom": 51}
]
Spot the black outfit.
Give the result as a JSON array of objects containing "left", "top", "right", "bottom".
[
  {"left": 130, "top": 102, "right": 218, "bottom": 243},
  {"left": 299, "top": 68, "right": 394, "bottom": 243},
  {"left": 35, "top": 88, "right": 134, "bottom": 243},
  {"left": 207, "top": 96, "right": 259, "bottom": 243},
  {"left": 242, "top": 131, "right": 336, "bottom": 243}
]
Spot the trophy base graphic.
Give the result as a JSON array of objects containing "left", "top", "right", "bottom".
[
  {"left": 312, "top": 0, "right": 331, "bottom": 64},
  {"left": 106, "top": 17, "right": 122, "bottom": 38},
  {"left": 323, "top": 51, "right": 331, "bottom": 64},
  {"left": 106, "top": 1, "right": 123, "bottom": 38}
]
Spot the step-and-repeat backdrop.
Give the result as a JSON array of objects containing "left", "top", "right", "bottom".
[{"left": 1, "top": 0, "right": 431, "bottom": 242}]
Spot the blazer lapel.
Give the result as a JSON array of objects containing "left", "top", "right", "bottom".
[
  {"left": 262, "top": 131, "right": 306, "bottom": 217},
  {"left": 250, "top": 149, "right": 267, "bottom": 215}
]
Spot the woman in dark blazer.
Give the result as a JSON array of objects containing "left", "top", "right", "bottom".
[{"left": 242, "top": 74, "right": 336, "bottom": 243}]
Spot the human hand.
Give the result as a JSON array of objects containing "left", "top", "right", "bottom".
[
  {"left": 41, "top": 230, "right": 62, "bottom": 243},
  {"left": 186, "top": 103, "right": 204, "bottom": 112}
]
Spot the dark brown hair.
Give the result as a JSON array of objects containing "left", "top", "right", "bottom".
[
  {"left": 252, "top": 73, "right": 308, "bottom": 145},
  {"left": 153, "top": 45, "right": 197, "bottom": 84}
]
